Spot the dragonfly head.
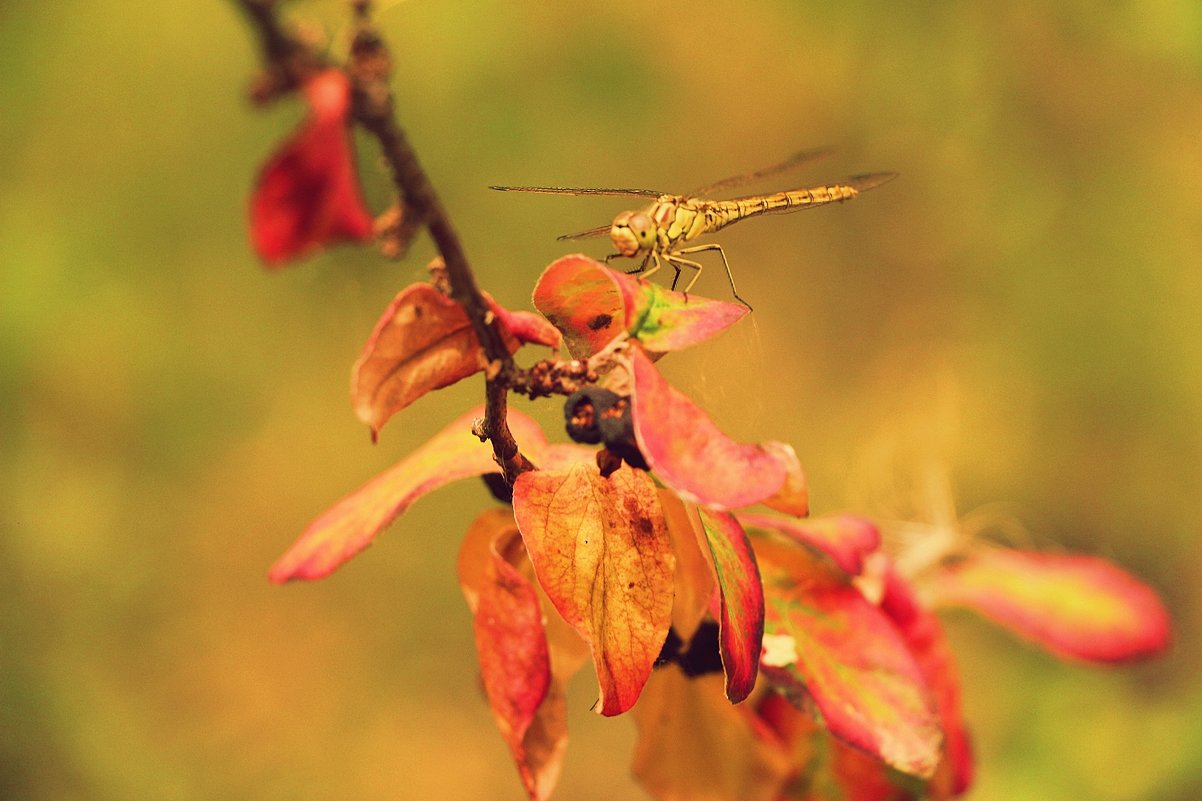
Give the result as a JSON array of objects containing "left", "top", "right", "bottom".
[{"left": 609, "top": 210, "right": 656, "bottom": 257}]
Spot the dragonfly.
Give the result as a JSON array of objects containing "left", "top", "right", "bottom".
[{"left": 492, "top": 149, "right": 897, "bottom": 308}]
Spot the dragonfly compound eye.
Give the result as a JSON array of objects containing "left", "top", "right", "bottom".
[
  {"left": 609, "top": 211, "right": 642, "bottom": 257},
  {"left": 627, "top": 212, "right": 656, "bottom": 247}
]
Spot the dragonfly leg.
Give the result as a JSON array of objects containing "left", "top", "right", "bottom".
[
  {"left": 632, "top": 251, "right": 661, "bottom": 280},
  {"left": 664, "top": 253, "right": 702, "bottom": 296},
  {"left": 675, "top": 243, "right": 751, "bottom": 309}
]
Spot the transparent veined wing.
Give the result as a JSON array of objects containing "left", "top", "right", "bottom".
[
  {"left": 489, "top": 185, "right": 663, "bottom": 197},
  {"left": 557, "top": 224, "right": 612, "bottom": 241},
  {"left": 689, "top": 147, "right": 833, "bottom": 197}
]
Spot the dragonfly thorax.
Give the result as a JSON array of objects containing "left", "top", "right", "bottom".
[{"left": 609, "top": 209, "right": 657, "bottom": 256}]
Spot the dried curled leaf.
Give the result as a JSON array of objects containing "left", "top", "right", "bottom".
[
  {"left": 352, "top": 283, "right": 559, "bottom": 437},
  {"left": 457, "top": 509, "right": 567, "bottom": 801},
  {"left": 250, "top": 69, "right": 374, "bottom": 265},
  {"left": 697, "top": 509, "right": 764, "bottom": 703},
  {"left": 512, "top": 462, "right": 675, "bottom": 716},
  {"left": 627, "top": 344, "right": 790, "bottom": 510},
  {"left": 925, "top": 549, "right": 1171, "bottom": 663},
  {"left": 269, "top": 406, "right": 547, "bottom": 583},
  {"left": 754, "top": 536, "right": 942, "bottom": 779}
]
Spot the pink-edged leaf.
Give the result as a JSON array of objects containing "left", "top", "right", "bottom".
[
  {"left": 880, "top": 564, "right": 972, "bottom": 797},
  {"left": 697, "top": 509, "right": 764, "bottom": 703},
  {"left": 631, "top": 669, "right": 794, "bottom": 801},
  {"left": 756, "top": 690, "right": 927, "bottom": 801},
  {"left": 489, "top": 296, "right": 563, "bottom": 349},
  {"left": 627, "top": 344, "right": 788, "bottom": 509},
  {"left": 532, "top": 255, "right": 627, "bottom": 358},
  {"left": 754, "top": 536, "right": 942, "bottom": 778},
  {"left": 609, "top": 268, "right": 748, "bottom": 352},
  {"left": 758, "top": 442, "right": 809, "bottom": 517},
  {"left": 250, "top": 69, "right": 373, "bottom": 265},
  {"left": 739, "top": 514, "right": 880, "bottom": 576},
  {"left": 457, "top": 509, "right": 566, "bottom": 801},
  {"left": 269, "top": 406, "right": 547, "bottom": 583},
  {"left": 925, "top": 549, "right": 1171, "bottom": 663},
  {"left": 513, "top": 462, "right": 675, "bottom": 715}
]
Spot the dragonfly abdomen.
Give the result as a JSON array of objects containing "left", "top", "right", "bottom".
[{"left": 711, "top": 183, "right": 862, "bottom": 231}]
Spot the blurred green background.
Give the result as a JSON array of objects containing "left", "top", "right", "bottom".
[{"left": 2, "top": 1, "right": 1200, "bottom": 798}]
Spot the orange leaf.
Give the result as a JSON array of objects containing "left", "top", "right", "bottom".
[
  {"left": 627, "top": 345, "right": 789, "bottom": 509},
  {"left": 698, "top": 509, "right": 764, "bottom": 703},
  {"left": 352, "top": 283, "right": 559, "bottom": 438},
  {"left": 532, "top": 255, "right": 627, "bottom": 358},
  {"left": 925, "top": 549, "right": 1171, "bottom": 663},
  {"left": 250, "top": 70, "right": 373, "bottom": 265},
  {"left": 531, "top": 255, "right": 747, "bottom": 358},
  {"left": 759, "top": 442, "right": 810, "bottom": 517},
  {"left": 739, "top": 514, "right": 880, "bottom": 576},
  {"left": 512, "top": 462, "right": 675, "bottom": 715},
  {"left": 631, "top": 669, "right": 793, "bottom": 801},
  {"left": 754, "top": 536, "right": 942, "bottom": 778},
  {"left": 457, "top": 509, "right": 567, "bottom": 801},
  {"left": 269, "top": 406, "right": 547, "bottom": 583},
  {"left": 661, "top": 492, "right": 716, "bottom": 642}
]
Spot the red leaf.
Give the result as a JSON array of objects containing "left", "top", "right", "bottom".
[
  {"left": 352, "top": 283, "right": 559, "bottom": 437},
  {"left": 531, "top": 255, "right": 747, "bottom": 358},
  {"left": 512, "top": 462, "right": 675, "bottom": 715},
  {"left": 250, "top": 69, "right": 374, "bottom": 265},
  {"left": 627, "top": 345, "right": 789, "bottom": 509},
  {"left": 739, "top": 514, "right": 880, "bottom": 576},
  {"left": 269, "top": 406, "right": 547, "bottom": 583},
  {"left": 532, "top": 255, "right": 627, "bottom": 358},
  {"left": 631, "top": 669, "right": 793, "bottom": 801},
  {"left": 457, "top": 509, "right": 567, "bottom": 801},
  {"left": 697, "top": 509, "right": 764, "bottom": 703},
  {"left": 925, "top": 549, "right": 1171, "bottom": 663},
  {"left": 880, "top": 565, "right": 972, "bottom": 797},
  {"left": 754, "top": 536, "right": 942, "bottom": 778}
]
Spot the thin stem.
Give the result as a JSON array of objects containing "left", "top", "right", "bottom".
[{"left": 233, "top": 0, "right": 532, "bottom": 481}]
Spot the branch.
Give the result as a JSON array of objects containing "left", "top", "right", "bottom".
[{"left": 234, "top": 0, "right": 533, "bottom": 482}]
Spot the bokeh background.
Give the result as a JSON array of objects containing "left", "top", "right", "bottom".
[{"left": 3, "top": 1, "right": 1201, "bottom": 798}]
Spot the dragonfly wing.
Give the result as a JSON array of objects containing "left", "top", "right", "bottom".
[
  {"left": 690, "top": 146, "right": 834, "bottom": 197},
  {"left": 844, "top": 172, "right": 899, "bottom": 192},
  {"left": 490, "top": 185, "right": 663, "bottom": 198},
  {"left": 557, "top": 224, "right": 611, "bottom": 241}
]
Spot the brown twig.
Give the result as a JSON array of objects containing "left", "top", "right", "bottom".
[{"left": 234, "top": 0, "right": 533, "bottom": 482}]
